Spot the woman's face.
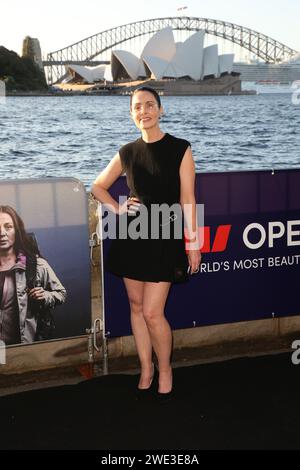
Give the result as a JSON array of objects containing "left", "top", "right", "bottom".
[
  {"left": 0, "top": 213, "right": 16, "bottom": 252},
  {"left": 130, "top": 91, "right": 162, "bottom": 131}
]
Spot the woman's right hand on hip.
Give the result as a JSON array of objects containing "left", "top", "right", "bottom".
[{"left": 118, "top": 197, "right": 141, "bottom": 216}]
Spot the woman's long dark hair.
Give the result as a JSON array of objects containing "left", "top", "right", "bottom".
[{"left": 0, "top": 205, "right": 41, "bottom": 258}]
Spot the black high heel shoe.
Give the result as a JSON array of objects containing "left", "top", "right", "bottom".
[
  {"left": 156, "top": 366, "right": 174, "bottom": 403},
  {"left": 156, "top": 390, "right": 173, "bottom": 403},
  {"left": 135, "top": 364, "right": 156, "bottom": 400}
]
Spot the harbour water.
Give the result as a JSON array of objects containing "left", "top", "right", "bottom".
[{"left": 0, "top": 94, "right": 299, "bottom": 188}]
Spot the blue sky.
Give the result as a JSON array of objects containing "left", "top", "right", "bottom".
[{"left": 1, "top": 0, "right": 299, "bottom": 57}]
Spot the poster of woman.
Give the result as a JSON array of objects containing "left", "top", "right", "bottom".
[{"left": 0, "top": 178, "right": 90, "bottom": 345}]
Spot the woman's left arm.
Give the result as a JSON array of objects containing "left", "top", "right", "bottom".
[{"left": 179, "top": 146, "right": 202, "bottom": 273}]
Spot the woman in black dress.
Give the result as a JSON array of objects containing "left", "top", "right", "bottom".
[{"left": 92, "top": 87, "right": 201, "bottom": 399}]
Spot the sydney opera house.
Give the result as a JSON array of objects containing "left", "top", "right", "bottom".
[
  {"left": 111, "top": 27, "right": 234, "bottom": 82},
  {"left": 64, "top": 27, "right": 242, "bottom": 94}
]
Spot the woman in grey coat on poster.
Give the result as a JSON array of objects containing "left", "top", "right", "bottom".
[{"left": 0, "top": 205, "right": 67, "bottom": 345}]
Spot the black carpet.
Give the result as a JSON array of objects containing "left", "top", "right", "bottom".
[{"left": 0, "top": 352, "right": 299, "bottom": 450}]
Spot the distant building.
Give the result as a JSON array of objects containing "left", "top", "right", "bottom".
[
  {"left": 22, "top": 36, "right": 43, "bottom": 70},
  {"left": 111, "top": 27, "right": 234, "bottom": 82}
]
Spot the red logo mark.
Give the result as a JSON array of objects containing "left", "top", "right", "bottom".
[{"left": 185, "top": 225, "right": 232, "bottom": 253}]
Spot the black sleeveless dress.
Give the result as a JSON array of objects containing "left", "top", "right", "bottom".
[{"left": 105, "top": 132, "right": 190, "bottom": 283}]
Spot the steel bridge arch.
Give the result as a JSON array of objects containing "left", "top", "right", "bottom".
[{"left": 47, "top": 16, "right": 298, "bottom": 83}]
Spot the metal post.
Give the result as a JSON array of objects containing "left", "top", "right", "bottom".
[{"left": 97, "top": 202, "right": 109, "bottom": 375}]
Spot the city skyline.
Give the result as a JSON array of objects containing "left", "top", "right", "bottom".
[{"left": 1, "top": 0, "right": 299, "bottom": 59}]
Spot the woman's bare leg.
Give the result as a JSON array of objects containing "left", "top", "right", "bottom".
[
  {"left": 142, "top": 281, "right": 173, "bottom": 393},
  {"left": 123, "top": 277, "right": 153, "bottom": 389}
]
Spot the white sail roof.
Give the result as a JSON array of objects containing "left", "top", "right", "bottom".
[
  {"left": 141, "top": 27, "right": 176, "bottom": 62},
  {"left": 202, "top": 45, "right": 219, "bottom": 78},
  {"left": 219, "top": 54, "right": 234, "bottom": 75},
  {"left": 111, "top": 50, "right": 146, "bottom": 80},
  {"left": 142, "top": 55, "right": 169, "bottom": 80},
  {"left": 163, "top": 62, "right": 186, "bottom": 78},
  {"left": 175, "top": 42, "right": 184, "bottom": 51},
  {"left": 173, "top": 30, "right": 205, "bottom": 80},
  {"left": 65, "top": 64, "right": 106, "bottom": 83}
]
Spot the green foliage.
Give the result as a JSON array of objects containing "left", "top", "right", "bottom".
[{"left": 0, "top": 46, "right": 48, "bottom": 91}]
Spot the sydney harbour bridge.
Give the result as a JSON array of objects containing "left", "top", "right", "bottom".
[{"left": 44, "top": 16, "right": 298, "bottom": 84}]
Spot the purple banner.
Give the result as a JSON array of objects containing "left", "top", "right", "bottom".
[{"left": 102, "top": 169, "right": 300, "bottom": 337}]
